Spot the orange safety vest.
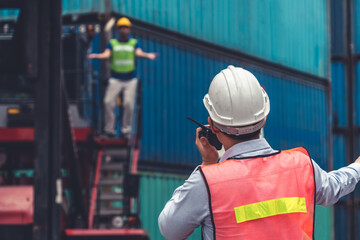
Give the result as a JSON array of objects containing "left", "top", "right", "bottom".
[{"left": 200, "top": 147, "right": 315, "bottom": 240}]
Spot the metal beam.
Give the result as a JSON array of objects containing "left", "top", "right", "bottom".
[
  {"left": 33, "top": 0, "right": 62, "bottom": 239},
  {"left": 344, "top": 0, "right": 356, "bottom": 238},
  {"left": 0, "top": 0, "right": 23, "bottom": 8}
]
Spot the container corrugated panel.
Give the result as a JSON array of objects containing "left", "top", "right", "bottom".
[
  {"left": 61, "top": 0, "right": 329, "bottom": 78},
  {"left": 259, "top": 72, "right": 329, "bottom": 170},
  {"left": 355, "top": 0, "right": 360, "bottom": 53},
  {"left": 62, "top": 0, "right": 107, "bottom": 15},
  {"left": 334, "top": 204, "right": 348, "bottom": 240},
  {"left": 332, "top": 62, "right": 347, "bottom": 126},
  {"left": 332, "top": 134, "right": 350, "bottom": 200},
  {"left": 356, "top": 63, "right": 360, "bottom": 125},
  {"left": 110, "top": 0, "right": 329, "bottom": 78},
  {"left": 139, "top": 171, "right": 331, "bottom": 240},
  {"left": 314, "top": 206, "right": 332, "bottom": 240},
  {"left": 131, "top": 33, "right": 329, "bottom": 170},
  {"left": 139, "top": 172, "right": 201, "bottom": 240},
  {"left": 356, "top": 64, "right": 360, "bottom": 201},
  {"left": 330, "top": 0, "right": 346, "bottom": 55},
  {"left": 333, "top": 134, "right": 346, "bottom": 170},
  {"left": 355, "top": 135, "right": 360, "bottom": 199}
]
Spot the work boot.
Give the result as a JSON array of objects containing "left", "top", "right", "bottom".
[{"left": 102, "top": 132, "right": 116, "bottom": 139}]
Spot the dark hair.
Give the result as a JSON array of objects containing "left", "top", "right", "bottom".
[{"left": 223, "top": 129, "right": 261, "bottom": 141}]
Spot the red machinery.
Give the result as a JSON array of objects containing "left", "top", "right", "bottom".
[
  {"left": 0, "top": 0, "right": 148, "bottom": 239},
  {"left": 0, "top": 125, "right": 147, "bottom": 240}
]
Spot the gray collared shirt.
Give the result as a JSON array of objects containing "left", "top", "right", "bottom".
[{"left": 158, "top": 138, "right": 360, "bottom": 240}]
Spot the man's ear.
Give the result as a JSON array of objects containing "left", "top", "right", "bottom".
[{"left": 208, "top": 117, "right": 221, "bottom": 133}]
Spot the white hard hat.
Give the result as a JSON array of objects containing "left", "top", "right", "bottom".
[{"left": 203, "top": 65, "right": 270, "bottom": 135}]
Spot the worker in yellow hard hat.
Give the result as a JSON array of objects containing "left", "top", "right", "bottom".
[
  {"left": 116, "top": 17, "right": 132, "bottom": 27},
  {"left": 88, "top": 17, "right": 158, "bottom": 139}
]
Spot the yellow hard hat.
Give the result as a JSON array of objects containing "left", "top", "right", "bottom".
[{"left": 116, "top": 17, "right": 132, "bottom": 27}]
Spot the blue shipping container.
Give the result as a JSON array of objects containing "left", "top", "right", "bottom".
[
  {"left": 330, "top": 0, "right": 346, "bottom": 55},
  {"left": 61, "top": 0, "right": 330, "bottom": 78},
  {"left": 355, "top": 0, "right": 360, "bottom": 53},
  {"left": 356, "top": 63, "right": 360, "bottom": 126},
  {"left": 332, "top": 62, "right": 347, "bottom": 127},
  {"left": 122, "top": 32, "right": 331, "bottom": 170}
]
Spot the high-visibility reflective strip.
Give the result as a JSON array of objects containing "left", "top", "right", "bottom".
[
  {"left": 113, "top": 45, "right": 134, "bottom": 51},
  {"left": 234, "top": 197, "right": 307, "bottom": 223},
  {"left": 114, "top": 60, "right": 133, "bottom": 65}
]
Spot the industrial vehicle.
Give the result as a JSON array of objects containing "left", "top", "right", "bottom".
[{"left": 0, "top": 1, "right": 148, "bottom": 239}]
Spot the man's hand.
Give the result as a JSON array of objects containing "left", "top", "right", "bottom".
[
  {"left": 88, "top": 49, "right": 111, "bottom": 59},
  {"left": 195, "top": 127, "right": 219, "bottom": 166},
  {"left": 355, "top": 156, "right": 360, "bottom": 164},
  {"left": 135, "top": 48, "right": 158, "bottom": 60},
  {"left": 146, "top": 52, "right": 158, "bottom": 60},
  {"left": 87, "top": 53, "right": 98, "bottom": 59}
]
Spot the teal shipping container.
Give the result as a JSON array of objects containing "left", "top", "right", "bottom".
[
  {"left": 61, "top": 0, "right": 330, "bottom": 78},
  {"left": 139, "top": 172, "right": 332, "bottom": 240}
]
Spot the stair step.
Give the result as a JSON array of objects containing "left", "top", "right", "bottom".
[
  {"left": 101, "top": 163, "right": 125, "bottom": 171},
  {"left": 95, "top": 137, "right": 127, "bottom": 147},
  {"left": 100, "top": 192, "right": 124, "bottom": 201},
  {"left": 96, "top": 207, "right": 124, "bottom": 216},
  {"left": 103, "top": 148, "right": 128, "bottom": 159},
  {"left": 98, "top": 178, "right": 124, "bottom": 186}
]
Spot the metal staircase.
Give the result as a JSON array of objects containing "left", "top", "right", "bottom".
[
  {"left": 95, "top": 144, "right": 130, "bottom": 228},
  {"left": 88, "top": 80, "right": 143, "bottom": 231}
]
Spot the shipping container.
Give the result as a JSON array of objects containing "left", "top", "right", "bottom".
[
  {"left": 356, "top": 63, "right": 360, "bottom": 126},
  {"left": 330, "top": 0, "right": 346, "bottom": 55},
  {"left": 120, "top": 31, "right": 330, "bottom": 171},
  {"left": 334, "top": 203, "right": 349, "bottom": 240},
  {"left": 330, "top": 0, "right": 360, "bottom": 238},
  {"left": 333, "top": 134, "right": 347, "bottom": 170},
  {"left": 354, "top": 3, "right": 360, "bottom": 238},
  {"left": 138, "top": 172, "right": 201, "bottom": 240},
  {"left": 355, "top": 0, "right": 360, "bottom": 53},
  {"left": 332, "top": 62, "right": 347, "bottom": 127},
  {"left": 61, "top": 0, "right": 329, "bottom": 78}
]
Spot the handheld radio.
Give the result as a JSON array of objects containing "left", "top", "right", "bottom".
[{"left": 186, "top": 116, "right": 222, "bottom": 150}]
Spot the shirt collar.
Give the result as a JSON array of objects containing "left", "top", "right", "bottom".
[{"left": 219, "top": 138, "right": 277, "bottom": 163}]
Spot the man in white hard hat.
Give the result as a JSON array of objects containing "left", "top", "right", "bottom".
[
  {"left": 88, "top": 17, "right": 157, "bottom": 139},
  {"left": 158, "top": 65, "right": 360, "bottom": 239}
]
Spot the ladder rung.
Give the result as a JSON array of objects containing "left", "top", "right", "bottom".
[
  {"left": 96, "top": 207, "right": 124, "bottom": 216},
  {"left": 100, "top": 192, "right": 124, "bottom": 201},
  {"left": 98, "top": 178, "right": 124, "bottom": 186},
  {"left": 103, "top": 148, "right": 128, "bottom": 159},
  {"left": 101, "top": 163, "right": 125, "bottom": 171}
]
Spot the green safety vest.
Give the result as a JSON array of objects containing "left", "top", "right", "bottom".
[{"left": 110, "top": 38, "right": 137, "bottom": 73}]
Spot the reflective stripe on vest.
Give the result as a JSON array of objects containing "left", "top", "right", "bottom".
[
  {"left": 200, "top": 147, "right": 315, "bottom": 240},
  {"left": 234, "top": 197, "right": 307, "bottom": 223},
  {"left": 110, "top": 38, "right": 137, "bottom": 73}
]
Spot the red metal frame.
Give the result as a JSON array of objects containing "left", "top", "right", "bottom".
[
  {"left": 94, "top": 137, "right": 127, "bottom": 146},
  {"left": 65, "top": 228, "right": 148, "bottom": 236},
  {"left": 0, "top": 128, "right": 34, "bottom": 142},
  {"left": 131, "top": 149, "right": 140, "bottom": 174},
  {"left": 0, "top": 186, "right": 34, "bottom": 225},
  {"left": 88, "top": 149, "right": 103, "bottom": 229},
  {"left": 0, "top": 127, "right": 92, "bottom": 143}
]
